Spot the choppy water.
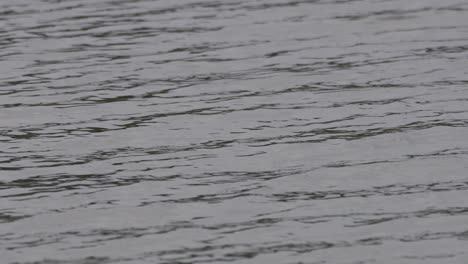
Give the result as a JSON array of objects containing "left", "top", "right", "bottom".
[{"left": 1, "top": 0, "right": 468, "bottom": 263}]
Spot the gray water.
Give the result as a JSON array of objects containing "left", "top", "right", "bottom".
[{"left": 1, "top": 0, "right": 468, "bottom": 263}]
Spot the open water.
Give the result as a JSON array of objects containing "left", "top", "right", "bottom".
[{"left": 1, "top": 0, "right": 468, "bottom": 263}]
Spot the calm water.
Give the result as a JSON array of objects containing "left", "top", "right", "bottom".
[{"left": 1, "top": 0, "right": 468, "bottom": 263}]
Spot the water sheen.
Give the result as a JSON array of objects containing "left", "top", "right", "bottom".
[{"left": 1, "top": 0, "right": 468, "bottom": 263}]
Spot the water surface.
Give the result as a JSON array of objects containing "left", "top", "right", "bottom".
[{"left": 1, "top": 0, "right": 468, "bottom": 263}]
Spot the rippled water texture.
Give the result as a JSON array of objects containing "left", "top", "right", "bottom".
[{"left": 1, "top": 0, "right": 468, "bottom": 263}]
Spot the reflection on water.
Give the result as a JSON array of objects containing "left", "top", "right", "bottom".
[{"left": 1, "top": 0, "right": 468, "bottom": 263}]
